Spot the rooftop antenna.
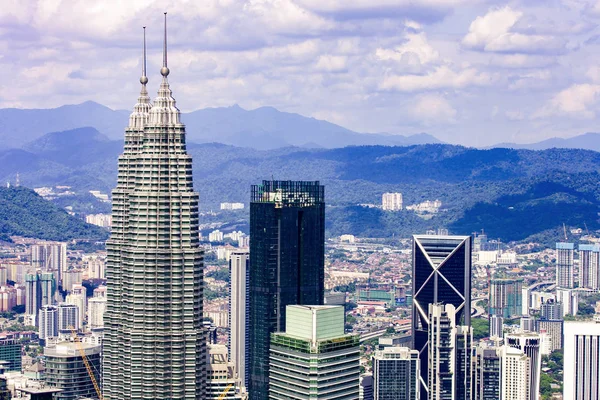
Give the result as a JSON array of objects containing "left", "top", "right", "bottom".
[
  {"left": 563, "top": 223, "right": 568, "bottom": 241},
  {"left": 160, "top": 12, "right": 169, "bottom": 77}
]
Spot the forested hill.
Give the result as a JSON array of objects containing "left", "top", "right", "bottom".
[{"left": 0, "top": 187, "right": 109, "bottom": 242}]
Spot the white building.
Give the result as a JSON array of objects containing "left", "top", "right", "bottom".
[
  {"left": 563, "top": 320, "right": 600, "bottom": 400},
  {"left": 85, "top": 213, "right": 112, "bottom": 228},
  {"left": 382, "top": 193, "right": 403, "bottom": 211},
  {"left": 220, "top": 202, "right": 244, "bottom": 210},
  {"left": 501, "top": 345, "right": 530, "bottom": 400},
  {"left": 88, "top": 297, "right": 107, "bottom": 329},
  {"left": 38, "top": 305, "right": 58, "bottom": 341},
  {"left": 229, "top": 252, "right": 249, "bottom": 391},
  {"left": 506, "top": 332, "right": 541, "bottom": 400},
  {"left": 82, "top": 254, "right": 106, "bottom": 280},
  {"left": 57, "top": 303, "right": 80, "bottom": 332},
  {"left": 556, "top": 288, "right": 578, "bottom": 317},
  {"left": 65, "top": 284, "right": 87, "bottom": 329},
  {"left": 209, "top": 230, "right": 224, "bottom": 242},
  {"left": 556, "top": 242, "right": 575, "bottom": 289}
]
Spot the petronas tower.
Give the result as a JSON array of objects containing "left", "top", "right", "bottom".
[{"left": 104, "top": 16, "right": 206, "bottom": 399}]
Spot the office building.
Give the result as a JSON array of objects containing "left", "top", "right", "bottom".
[
  {"left": 268, "top": 305, "right": 359, "bottom": 400},
  {"left": 88, "top": 296, "right": 106, "bottom": 329},
  {"left": 556, "top": 242, "right": 575, "bottom": 289},
  {"left": 57, "top": 303, "right": 79, "bottom": 333},
  {"left": 44, "top": 341, "right": 101, "bottom": 400},
  {"left": 103, "top": 20, "right": 207, "bottom": 398},
  {"left": 382, "top": 193, "right": 403, "bottom": 211},
  {"left": 248, "top": 180, "right": 325, "bottom": 400},
  {"left": 473, "top": 346, "right": 501, "bottom": 400},
  {"left": 427, "top": 303, "right": 472, "bottom": 400},
  {"left": 206, "top": 344, "right": 247, "bottom": 400},
  {"left": 412, "top": 235, "right": 471, "bottom": 398},
  {"left": 0, "top": 334, "right": 22, "bottom": 372},
  {"left": 501, "top": 346, "right": 530, "bottom": 400},
  {"left": 489, "top": 314, "right": 503, "bottom": 339},
  {"left": 360, "top": 374, "right": 374, "bottom": 400},
  {"left": 38, "top": 305, "right": 58, "bottom": 342},
  {"left": 506, "top": 332, "right": 541, "bottom": 400},
  {"left": 489, "top": 278, "right": 523, "bottom": 318},
  {"left": 540, "top": 299, "right": 563, "bottom": 321},
  {"left": 537, "top": 320, "right": 563, "bottom": 351},
  {"left": 229, "top": 251, "right": 249, "bottom": 390},
  {"left": 556, "top": 288, "right": 578, "bottom": 316},
  {"left": 372, "top": 347, "right": 419, "bottom": 400},
  {"left": 578, "top": 244, "right": 600, "bottom": 290},
  {"left": 563, "top": 320, "right": 600, "bottom": 400}
]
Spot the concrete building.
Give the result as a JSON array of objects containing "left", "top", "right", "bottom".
[
  {"left": 268, "top": 305, "right": 359, "bottom": 400},
  {"left": 0, "top": 334, "right": 22, "bottom": 372},
  {"left": 206, "top": 344, "right": 247, "bottom": 400},
  {"left": 563, "top": 320, "right": 600, "bottom": 400},
  {"left": 57, "top": 303, "right": 79, "bottom": 333},
  {"left": 489, "top": 314, "right": 503, "bottom": 339},
  {"left": 537, "top": 319, "right": 563, "bottom": 351},
  {"left": 44, "top": 341, "right": 101, "bottom": 400},
  {"left": 382, "top": 193, "right": 403, "bottom": 211},
  {"left": 82, "top": 254, "right": 105, "bottom": 280},
  {"left": 501, "top": 346, "right": 530, "bottom": 400},
  {"left": 473, "top": 346, "right": 501, "bottom": 400},
  {"left": 85, "top": 213, "right": 112, "bottom": 228},
  {"left": 556, "top": 288, "right": 578, "bottom": 317},
  {"left": 62, "top": 270, "right": 82, "bottom": 293},
  {"left": 540, "top": 299, "right": 563, "bottom": 321},
  {"left": 0, "top": 287, "right": 16, "bottom": 312},
  {"left": 87, "top": 297, "right": 106, "bottom": 329},
  {"left": 38, "top": 305, "right": 58, "bottom": 342},
  {"left": 65, "top": 285, "right": 86, "bottom": 329},
  {"left": 489, "top": 278, "right": 523, "bottom": 318},
  {"left": 520, "top": 315, "right": 536, "bottom": 332},
  {"left": 578, "top": 244, "right": 600, "bottom": 290},
  {"left": 506, "top": 332, "right": 541, "bottom": 400},
  {"left": 556, "top": 242, "right": 575, "bottom": 289},
  {"left": 229, "top": 251, "right": 248, "bottom": 391},
  {"left": 372, "top": 347, "right": 419, "bottom": 400},
  {"left": 360, "top": 374, "right": 374, "bottom": 400},
  {"left": 30, "top": 242, "right": 67, "bottom": 284},
  {"left": 39, "top": 272, "right": 56, "bottom": 307}
]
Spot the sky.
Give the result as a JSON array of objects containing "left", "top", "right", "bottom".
[{"left": 2, "top": 0, "right": 600, "bottom": 146}]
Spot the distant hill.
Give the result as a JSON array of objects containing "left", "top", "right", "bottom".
[
  {"left": 0, "top": 102, "right": 440, "bottom": 150},
  {"left": 0, "top": 186, "right": 109, "bottom": 242},
  {"left": 2, "top": 129, "right": 599, "bottom": 242},
  {"left": 492, "top": 132, "right": 600, "bottom": 152}
]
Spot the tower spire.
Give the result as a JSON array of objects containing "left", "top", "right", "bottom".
[
  {"left": 161, "top": 12, "right": 169, "bottom": 77},
  {"left": 141, "top": 26, "right": 148, "bottom": 85},
  {"left": 128, "top": 26, "right": 152, "bottom": 129}
]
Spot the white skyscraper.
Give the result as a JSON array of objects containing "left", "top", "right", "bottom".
[
  {"left": 228, "top": 251, "right": 248, "bottom": 390},
  {"left": 57, "top": 303, "right": 79, "bottom": 332},
  {"left": 579, "top": 244, "right": 600, "bottom": 290},
  {"left": 556, "top": 288, "right": 578, "bottom": 317},
  {"left": 39, "top": 304, "right": 58, "bottom": 341},
  {"left": 65, "top": 284, "right": 87, "bottom": 329},
  {"left": 563, "top": 319, "right": 600, "bottom": 400},
  {"left": 88, "top": 297, "right": 107, "bottom": 329},
  {"left": 501, "top": 346, "right": 530, "bottom": 400},
  {"left": 506, "top": 332, "right": 541, "bottom": 400},
  {"left": 382, "top": 193, "right": 403, "bottom": 211},
  {"left": 556, "top": 243, "right": 574, "bottom": 289}
]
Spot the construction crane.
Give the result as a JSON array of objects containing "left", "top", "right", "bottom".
[
  {"left": 68, "top": 326, "right": 104, "bottom": 400},
  {"left": 217, "top": 383, "right": 234, "bottom": 400}
]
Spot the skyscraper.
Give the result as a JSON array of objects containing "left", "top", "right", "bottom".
[
  {"left": 103, "top": 18, "right": 206, "bottom": 399},
  {"left": 65, "top": 284, "right": 86, "bottom": 329},
  {"left": 506, "top": 332, "right": 541, "bottom": 400},
  {"left": 248, "top": 180, "right": 325, "bottom": 400},
  {"left": 489, "top": 278, "right": 523, "bottom": 318},
  {"left": 372, "top": 347, "right": 419, "bottom": 400},
  {"left": 229, "top": 251, "right": 249, "bottom": 391},
  {"left": 500, "top": 346, "right": 530, "bottom": 400},
  {"left": 25, "top": 272, "right": 41, "bottom": 325},
  {"left": 268, "top": 305, "right": 359, "bottom": 400},
  {"left": 412, "top": 235, "right": 471, "bottom": 398},
  {"left": 556, "top": 242, "right": 574, "bottom": 289},
  {"left": 38, "top": 304, "right": 58, "bottom": 343},
  {"left": 44, "top": 342, "right": 101, "bottom": 400},
  {"left": 563, "top": 319, "right": 600, "bottom": 400},
  {"left": 57, "top": 303, "right": 79, "bottom": 333},
  {"left": 578, "top": 244, "right": 600, "bottom": 290},
  {"left": 489, "top": 314, "right": 504, "bottom": 339},
  {"left": 473, "top": 346, "right": 501, "bottom": 400}
]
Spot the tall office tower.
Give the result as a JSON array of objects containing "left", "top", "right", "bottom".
[
  {"left": 540, "top": 299, "right": 563, "bottom": 321},
  {"left": 44, "top": 342, "right": 101, "bottom": 400},
  {"left": 520, "top": 315, "right": 536, "bottom": 332},
  {"left": 489, "top": 314, "right": 504, "bottom": 338},
  {"left": 87, "top": 296, "right": 106, "bottom": 329},
  {"left": 268, "top": 305, "right": 359, "bottom": 400},
  {"left": 206, "top": 344, "right": 247, "bottom": 400},
  {"left": 248, "top": 180, "right": 325, "bottom": 400},
  {"left": 556, "top": 242, "right": 574, "bottom": 288},
  {"left": 563, "top": 320, "right": 600, "bottom": 400},
  {"left": 39, "top": 272, "right": 56, "bottom": 306},
  {"left": 382, "top": 192, "right": 403, "bottom": 211},
  {"left": 501, "top": 346, "right": 530, "bottom": 400},
  {"left": 38, "top": 304, "right": 58, "bottom": 342},
  {"left": 229, "top": 251, "right": 249, "bottom": 390},
  {"left": 489, "top": 278, "right": 523, "bottom": 318},
  {"left": 30, "top": 242, "right": 67, "bottom": 284},
  {"left": 372, "top": 347, "right": 419, "bottom": 400},
  {"left": 537, "top": 320, "right": 563, "bottom": 351},
  {"left": 103, "top": 19, "right": 206, "bottom": 399},
  {"left": 427, "top": 304, "right": 472, "bottom": 400},
  {"left": 0, "top": 334, "right": 22, "bottom": 372},
  {"left": 556, "top": 288, "right": 578, "bottom": 316},
  {"left": 360, "top": 374, "right": 374, "bottom": 400},
  {"left": 473, "top": 346, "right": 501, "bottom": 400},
  {"left": 65, "top": 284, "right": 86, "bottom": 329},
  {"left": 578, "top": 244, "right": 600, "bottom": 289},
  {"left": 506, "top": 332, "right": 541, "bottom": 400},
  {"left": 412, "top": 235, "right": 471, "bottom": 398},
  {"left": 57, "top": 303, "right": 79, "bottom": 333}
]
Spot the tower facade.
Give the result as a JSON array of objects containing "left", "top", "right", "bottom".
[
  {"left": 578, "top": 244, "right": 600, "bottom": 290},
  {"left": 412, "top": 235, "right": 471, "bottom": 398},
  {"left": 372, "top": 347, "right": 419, "bottom": 400},
  {"left": 506, "top": 332, "right": 541, "bottom": 400},
  {"left": 248, "top": 180, "right": 325, "bottom": 400},
  {"left": 473, "top": 346, "right": 501, "bottom": 400},
  {"left": 500, "top": 346, "right": 530, "bottom": 400},
  {"left": 229, "top": 251, "right": 249, "bottom": 391},
  {"left": 556, "top": 242, "right": 574, "bottom": 289},
  {"left": 103, "top": 20, "right": 206, "bottom": 399},
  {"left": 489, "top": 278, "right": 523, "bottom": 318},
  {"left": 563, "top": 320, "right": 600, "bottom": 400}
]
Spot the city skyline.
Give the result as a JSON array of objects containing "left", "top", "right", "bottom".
[{"left": 5, "top": 1, "right": 600, "bottom": 146}]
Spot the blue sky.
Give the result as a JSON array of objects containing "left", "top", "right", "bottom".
[{"left": 2, "top": 0, "right": 600, "bottom": 146}]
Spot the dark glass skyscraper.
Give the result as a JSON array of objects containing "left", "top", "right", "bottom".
[
  {"left": 247, "top": 180, "right": 325, "bottom": 400},
  {"left": 412, "top": 235, "right": 471, "bottom": 399}
]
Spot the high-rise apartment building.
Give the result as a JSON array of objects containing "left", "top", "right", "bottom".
[
  {"left": 501, "top": 346, "right": 530, "bottom": 400},
  {"left": 87, "top": 296, "right": 106, "bottom": 329},
  {"left": 65, "top": 284, "right": 86, "bottom": 329},
  {"left": 268, "top": 305, "right": 359, "bottom": 400},
  {"left": 412, "top": 235, "right": 471, "bottom": 398},
  {"left": 30, "top": 242, "right": 67, "bottom": 284},
  {"left": 427, "top": 303, "right": 472, "bottom": 400},
  {"left": 57, "top": 303, "right": 79, "bottom": 333},
  {"left": 473, "top": 346, "right": 501, "bottom": 400},
  {"left": 506, "top": 332, "right": 541, "bottom": 400},
  {"left": 372, "top": 347, "right": 419, "bottom": 400},
  {"left": 489, "top": 278, "right": 523, "bottom": 318},
  {"left": 578, "top": 244, "right": 600, "bottom": 290},
  {"left": 520, "top": 315, "right": 536, "bottom": 332},
  {"left": 248, "top": 180, "right": 325, "bottom": 400},
  {"left": 39, "top": 272, "right": 55, "bottom": 307},
  {"left": 556, "top": 242, "right": 574, "bottom": 289},
  {"left": 44, "top": 342, "right": 101, "bottom": 400},
  {"left": 38, "top": 305, "right": 58, "bottom": 342},
  {"left": 540, "top": 299, "right": 563, "bottom": 321},
  {"left": 103, "top": 19, "right": 206, "bottom": 399},
  {"left": 382, "top": 193, "right": 403, "bottom": 211},
  {"left": 229, "top": 251, "right": 249, "bottom": 391},
  {"left": 537, "top": 320, "right": 563, "bottom": 351},
  {"left": 556, "top": 288, "right": 578, "bottom": 316},
  {"left": 563, "top": 320, "right": 600, "bottom": 400},
  {"left": 489, "top": 314, "right": 504, "bottom": 339}
]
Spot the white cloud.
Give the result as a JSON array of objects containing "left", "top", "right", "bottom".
[
  {"left": 380, "top": 66, "right": 492, "bottom": 92},
  {"left": 533, "top": 84, "right": 600, "bottom": 119},
  {"left": 410, "top": 94, "right": 457, "bottom": 122},
  {"left": 375, "top": 32, "right": 439, "bottom": 66},
  {"left": 315, "top": 55, "right": 347, "bottom": 72}
]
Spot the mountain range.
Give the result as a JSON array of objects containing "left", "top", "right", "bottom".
[{"left": 1, "top": 126, "right": 600, "bottom": 243}]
